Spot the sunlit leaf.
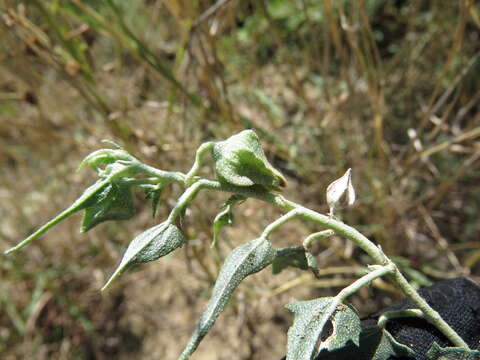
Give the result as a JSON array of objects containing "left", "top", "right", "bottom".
[
  {"left": 4, "top": 179, "right": 110, "bottom": 255},
  {"left": 78, "top": 148, "right": 135, "bottom": 172},
  {"left": 180, "top": 237, "right": 275, "bottom": 359},
  {"left": 427, "top": 342, "right": 480, "bottom": 360},
  {"left": 81, "top": 181, "right": 135, "bottom": 232},
  {"left": 102, "top": 222, "right": 186, "bottom": 290},
  {"left": 286, "top": 297, "right": 361, "bottom": 360},
  {"left": 212, "top": 130, "right": 286, "bottom": 191}
]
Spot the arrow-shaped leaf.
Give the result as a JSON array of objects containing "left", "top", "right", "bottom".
[
  {"left": 180, "top": 237, "right": 276, "bottom": 359},
  {"left": 102, "top": 222, "right": 186, "bottom": 290},
  {"left": 286, "top": 297, "right": 361, "bottom": 360},
  {"left": 4, "top": 178, "right": 110, "bottom": 254},
  {"left": 427, "top": 342, "right": 480, "bottom": 360}
]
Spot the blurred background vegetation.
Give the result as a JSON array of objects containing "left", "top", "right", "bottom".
[{"left": 1, "top": 0, "right": 479, "bottom": 359}]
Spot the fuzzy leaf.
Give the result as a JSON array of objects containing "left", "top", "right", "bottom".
[
  {"left": 78, "top": 148, "right": 135, "bottom": 172},
  {"left": 272, "top": 247, "right": 319, "bottom": 277},
  {"left": 286, "top": 297, "right": 361, "bottom": 360},
  {"left": 372, "top": 329, "right": 415, "bottom": 360},
  {"left": 212, "top": 130, "right": 286, "bottom": 191},
  {"left": 212, "top": 206, "right": 234, "bottom": 248},
  {"left": 81, "top": 182, "right": 135, "bottom": 232},
  {"left": 4, "top": 179, "right": 110, "bottom": 255},
  {"left": 180, "top": 237, "right": 276, "bottom": 359},
  {"left": 427, "top": 342, "right": 480, "bottom": 360},
  {"left": 102, "top": 222, "right": 186, "bottom": 290},
  {"left": 211, "top": 195, "right": 245, "bottom": 248},
  {"left": 142, "top": 184, "right": 163, "bottom": 217}
]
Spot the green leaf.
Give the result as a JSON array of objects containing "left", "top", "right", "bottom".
[
  {"left": 78, "top": 148, "right": 135, "bottom": 172},
  {"left": 212, "top": 130, "right": 286, "bottom": 191},
  {"left": 272, "top": 247, "right": 319, "bottom": 277},
  {"left": 427, "top": 342, "right": 480, "bottom": 360},
  {"left": 142, "top": 184, "right": 163, "bottom": 217},
  {"left": 180, "top": 237, "right": 276, "bottom": 359},
  {"left": 81, "top": 181, "right": 135, "bottom": 232},
  {"left": 211, "top": 195, "right": 245, "bottom": 248},
  {"left": 285, "top": 297, "right": 361, "bottom": 360},
  {"left": 372, "top": 329, "right": 415, "bottom": 360},
  {"left": 211, "top": 206, "right": 234, "bottom": 248},
  {"left": 101, "top": 222, "right": 186, "bottom": 291},
  {"left": 4, "top": 178, "right": 110, "bottom": 255}
]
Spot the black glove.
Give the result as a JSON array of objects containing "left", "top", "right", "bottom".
[
  {"left": 281, "top": 278, "right": 480, "bottom": 359},
  {"left": 313, "top": 277, "right": 480, "bottom": 360}
]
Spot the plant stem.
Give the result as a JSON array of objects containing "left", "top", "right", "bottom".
[
  {"left": 136, "top": 163, "right": 186, "bottom": 184},
  {"left": 185, "top": 141, "right": 214, "bottom": 185},
  {"left": 138, "top": 173, "right": 468, "bottom": 349},
  {"left": 260, "top": 209, "right": 300, "bottom": 239},
  {"left": 378, "top": 309, "right": 424, "bottom": 330},
  {"left": 166, "top": 180, "right": 210, "bottom": 224},
  {"left": 336, "top": 264, "right": 394, "bottom": 301},
  {"left": 294, "top": 205, "right": 388, "bottom": 265},
  {"left": 303, "top": 230, "right": 335, "bottom": 249},
  {"left": 190, "top": 182, "right": 468, "bottom": 348},
  {"left": 390, "top": 269, "right": 469, "bottom": 348}
]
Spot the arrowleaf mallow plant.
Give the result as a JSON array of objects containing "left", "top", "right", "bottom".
[{"left": 4, "top": 130, "right": 480, "bottom": 360}]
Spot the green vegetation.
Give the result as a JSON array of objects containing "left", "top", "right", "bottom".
[
  {"left": 1, "top": 1, "right": 479, "bottom": 359},
  {"left": 6, "top": 130, "right": 479, "bottom": 359}
]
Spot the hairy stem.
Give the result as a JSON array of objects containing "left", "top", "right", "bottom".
[
  {"left": 175, "top": 181, "right": 468, "bottom": 348},
  {"left": 136, "top": 163, "right": 186, "bottom": 184},
  {"left": 260, "top": 209, "right": 301, "bottom": 239},
  {"left": 303, "top": 230, "right": 335, "bottom": 249},
  {"left": 185, "top": 141, "right": 214, "bottom": 185},
  {"left": 390, "top": 269, "right": 469, "bottom": 348},
  {"left": 337, "top": 264, "right": 395, "bottom": 301},
  {"left": 378, "top": 309, "right": 424, "bottom": 330}
]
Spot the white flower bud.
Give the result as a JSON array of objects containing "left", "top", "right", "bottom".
[{"left": 326, "top": 168, "right": 356, "bottom": 217}]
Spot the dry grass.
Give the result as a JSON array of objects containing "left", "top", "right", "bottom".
[{"left": 1, "top": 0, "right": 480, "bottom": 359}]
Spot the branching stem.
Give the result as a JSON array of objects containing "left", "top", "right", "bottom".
[{"left": 166, "top": 178, "right": 469, "bottom": 349}]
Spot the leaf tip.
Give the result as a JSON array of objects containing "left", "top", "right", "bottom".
[
  {"left": 101, "top": 266, "right": 127, "bottom": 291},
  {"left": 4, "top": 247, "right": 15, "bottom": 255}
]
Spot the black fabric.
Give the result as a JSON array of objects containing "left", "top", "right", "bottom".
[
  {"left": 281, "top": 277, "right": 480, "bottom": 360},
  {"left": 364, "top": 277, "right": 480, "bottom": 359}
]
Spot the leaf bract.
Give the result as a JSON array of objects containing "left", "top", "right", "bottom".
[
  {"left": 212, "top": 130, "right": 286, "bottom": 191},
  {"left": 102, "top": 222, "right": 186, "bottom": 290}
]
